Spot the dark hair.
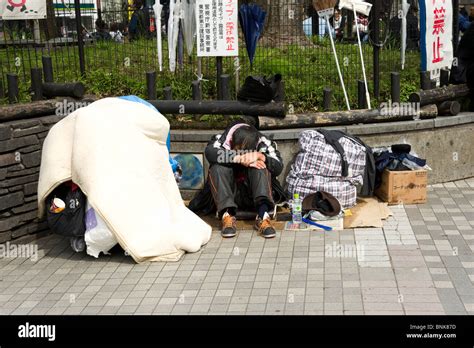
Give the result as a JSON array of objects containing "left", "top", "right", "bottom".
[{"left": 232, "top": 125, "right": 259, "bottom": 150}]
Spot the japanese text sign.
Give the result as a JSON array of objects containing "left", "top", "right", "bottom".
[
  {"left": 419, "top": 0, "right": 453, "bottom": 79},
  {"left": 196, "top": 0, "right": 238, "bottom": 57}
]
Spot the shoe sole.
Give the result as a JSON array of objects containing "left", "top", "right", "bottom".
[
  {"left": 221, "top": 232, "right": 237, "bottom": 238},
  {"left": 254, "top": 225, "right": 276, "bottom": 239}
]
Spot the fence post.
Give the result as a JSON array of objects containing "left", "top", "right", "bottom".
[
  {"left": 7, "top": 73, "right": 19, "bottom": 104},
  {"left": 0, "top": 78, "right": 4, "bottom": 99},
  {"left": 42, "top": 56, "right": 54, "bottom": 83},
  {"left": 74, "top": 0, "right": 86, "bottom": 76},
  {"left": 30, "top": 68, "right": 43, "bottom": 101},
  {"left": 146, "top": 71, "right": 157, "bottom": 100},
  {"left": 311, "top": 8, "right": 319, "bottom": 36},
  {"left": 372, "top": 0, "right": 381, "bottom": 99},
  {"left": 420, "top": 71, "right": 431, "bottom": 90},
  {"left": 220, "top": 75, "right": 231, "bottom": 100},
  {"left": 216, "top": 57, "right": 223, "bottom": 100},
  {"left": 163, "top": 86, "right": 173, "bottom": 100},
  {"left": 323, "top": 88, "right": 332, "bottom": 111},
  {"left": 440, "top": 68, "right": 450, "bottom": 87},
  {"left": 358, "top": 80, "right": 367, "bottom": 109},
  {"left": 192, "top": 81, "right": 202, "bottom": 100},
  {"left": 390, "top": 72, "right": 400, "bottom": 104}
]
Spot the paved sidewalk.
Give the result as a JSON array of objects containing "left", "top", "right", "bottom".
[{"left": 1, "top": 179, "right": 474, "bottom": 315}]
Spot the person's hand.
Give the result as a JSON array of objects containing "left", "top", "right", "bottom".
[
  {"left": 249, "top": 160, "right": 266, "bottom": 170},
  {"left": 234, "top": 152, "right": 259, "bottom": 167}
]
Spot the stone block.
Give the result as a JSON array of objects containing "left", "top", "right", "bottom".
[
  {"left": 21, "top": 151, "right": 41, "bottom": 168},
  {"left": 0, "top": 174, "right": 39, "bottom": 189},
  {"left": 0, "top": 215, "right": 20, "bottom": 232},
  {"left": 0, "top": 191, "right": 24, "bottom": 211},
  {"left": 37, "top": 131, "right": 49, "bottom": 140},
  {"left": 40, "top": 115, "right": 63, "bottom": 125},
  {"left": 8, "top": 119, "right": 40, "bottom": 129},
  {"left": 19, "top": 144, "right": 41, "bottom": 154},
  {"left": 18, "top": 210, "right": 38, "bottom": 223},
  {"left": 0, "top": 153, "right": 19, "bottom": 167},
  {"left": 6, "top": 166, "right": 39, "bottom": 178},
  {"left": 8, "top": 185, "right": 23, "bottom": 193},
  {"left": 11, "top": 222, "right": 39, "bottom": 238},
  {"left": 24, "top": 182, "right": 37, "bottom": 196},
  {"left": 0, "top": 136, "right": 38, "bottom": 153},
  {"left": 0, "top": 124, "right": 12, "bottom": 141},
  {"left": 24, "top": 195, "right": 37, "bottom": 203},
  {"left": 12, "top": 125, "right": 48, "bottom": 138},
  {"left": 0, "top": 231, "right": 12, "bottom": 243},
  {"left": 12, "top": 201, "right": 37, "bottom": 214}
]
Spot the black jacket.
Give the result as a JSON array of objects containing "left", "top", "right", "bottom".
[{"left": 189, "top": 122, "right": 288, "bottom": 214}]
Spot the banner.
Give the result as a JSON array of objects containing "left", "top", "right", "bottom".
[
  {"left": 196, "top": 0, "right": 238, "bottom": 57},
  {"left": 419, "top": 0, "right": 453, "bottom": 81},
  {"left": 0, "top": 0, "right": 46, "bottom": 19}
]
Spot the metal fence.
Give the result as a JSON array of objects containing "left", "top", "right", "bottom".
[{"left": 0, "top": 0, "right": 455, "bottom": 109}]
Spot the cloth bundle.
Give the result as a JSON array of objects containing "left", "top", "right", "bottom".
[{"left": 286, "top": 130, "right": 366, "bottom": 208}]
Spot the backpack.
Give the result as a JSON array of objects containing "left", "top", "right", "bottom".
[{"left": 237, "top": 74, "right": 283, "bottom": 103}]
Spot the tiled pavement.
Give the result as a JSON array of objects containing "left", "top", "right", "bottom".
[{"left": 1, "top": 179, "right": 474, "bottom": 315}]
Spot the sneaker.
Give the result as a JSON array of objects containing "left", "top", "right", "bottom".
[
  {"left": 70, "top": 236, "right": 85, "bottom": 252},
  {"left": 221, "top": 212, "right": 237, "bottom": 238},
  {"left": 255, "top": 212, "right": 276, "bottom": 238}
]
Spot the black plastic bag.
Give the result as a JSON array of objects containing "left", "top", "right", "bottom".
[
  {"left": 237, "top": 74, "right": 283, "bottom": 103},
  {"left": 46, "top": 182, "right": 86, "bottom": 237}
]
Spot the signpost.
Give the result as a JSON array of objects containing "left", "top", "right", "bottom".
[
  {"left": 196, "top": 0, "right": 238, "bottom": 99},
  {"left": 419, "top": 0, "right": 454, "bottom": 85}
]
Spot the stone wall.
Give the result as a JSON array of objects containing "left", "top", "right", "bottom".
[{"left": 0, "top": 115, "right": 62, "bottom": 244}]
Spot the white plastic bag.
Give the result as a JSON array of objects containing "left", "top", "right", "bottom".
[{"left": 84, "top": 201, "right": 117, "bottom": 258}]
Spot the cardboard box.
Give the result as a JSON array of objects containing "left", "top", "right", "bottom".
[{"left": 376, "top": 169, "right": 427, "bottom": 205}]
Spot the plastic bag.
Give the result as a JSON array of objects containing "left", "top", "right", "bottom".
[
  {"left": 46, "top": 182, "right": 86, "bottom": 237},
  {"left": 84, "top": 201, "right": 117, "bottom": 258}
]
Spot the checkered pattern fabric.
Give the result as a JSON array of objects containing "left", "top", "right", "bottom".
[{"left": 286, "top": 130, "right": 366, "bottom": 208}]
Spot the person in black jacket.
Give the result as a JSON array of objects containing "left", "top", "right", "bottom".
[
  {"left": 450, "top": 23, "right": 474, "bottom": 110},
  {"left": 195, "top": 122, "right": 284, "bottom": 239}
]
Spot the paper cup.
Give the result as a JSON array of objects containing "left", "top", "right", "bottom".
[{"left": 50, "top": 198, "right": 65, "bottom": 213}]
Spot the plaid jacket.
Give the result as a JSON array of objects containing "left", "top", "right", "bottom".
[{"left": 286, "top": 130, "right": 366, "bottom": 208}]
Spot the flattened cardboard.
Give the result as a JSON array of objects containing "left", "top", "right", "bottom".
[{"left": 344, "top": 197, "right": 392, "bottom": 229}]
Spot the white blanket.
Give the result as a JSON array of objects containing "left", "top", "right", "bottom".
[{"left": 38, "top": 98, "right": 212, "bottom": 263}]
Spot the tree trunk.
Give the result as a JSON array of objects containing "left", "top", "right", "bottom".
[
  {"left": 242, "top": 0, "right": 312, "bottom": 47},
  {"left": 40, "top": 0, "right": 59, "bottom": 40}
]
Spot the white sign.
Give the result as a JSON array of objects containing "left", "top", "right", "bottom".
[
  {"left": 196, "top": 0, "right": 238, "bottom": 57},
  {"left": 0, "top": 0, "right": 46, "bottom": 19},
  {"left": 419, "top": 0, "right": 453, "bottom": 81}
]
